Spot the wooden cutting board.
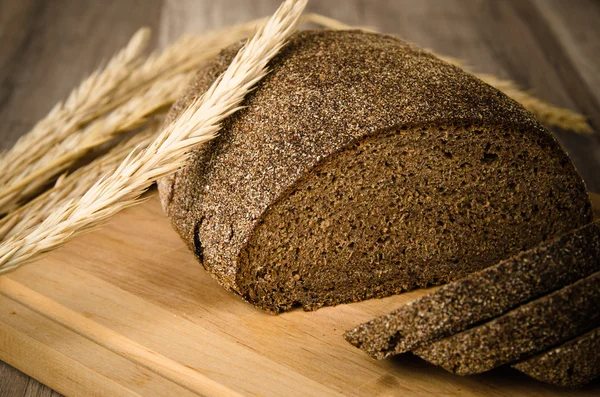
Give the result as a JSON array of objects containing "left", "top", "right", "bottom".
[{"left": 1, "top": 193, "right": 599, "bottom": 397}]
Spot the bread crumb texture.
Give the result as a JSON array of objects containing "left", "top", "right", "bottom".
[
  {"left": 414, "top": 272, "right": 600, "bottom": 375},
  {"left": 513, "top": 327, "right": 600, "bottom": 388},
  {"left": 344, "top": 221, "right": 600, "bottom": 358}
]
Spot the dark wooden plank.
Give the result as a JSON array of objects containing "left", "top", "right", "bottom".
[
  {"left": 532, "top": 0, "right": 600, "bottom": 101},
  {"left": 0, "top": 0, "right": 40, "bottom": 141},
  {"left": 0, "top": 361, "right": 61, "bottom": 397},
  {"left": 158, "top": 0, "right": 364, "bottom": 49},
  {"left": 534, "top": 0, "right": 600, "bottom": 102},
  {"left": 529, "top": 0, "right": 600, "bottom": 192},
  {"left": 0, "top": 362, "right": 61, "bottom": 397},
  {"left": 0, "top": 361, "right": 29, "bottom": 397},
  {"left": 0, "top": 0, "right": 163, "bottom": 150},
  {"left": 305, "top": 0, "right": 364, "bottom": 25},
  {"left": 158, "top": 0, "right": 281, "bottom": 42},
  {"left": 362, "top": 0, "right": 506, "bottom": 76},
  {"left": 21, "top": 379, "right": 62, "bottom": 397},
  {"left": 525, "top": 0, "right": 600, "bottom": 130}
]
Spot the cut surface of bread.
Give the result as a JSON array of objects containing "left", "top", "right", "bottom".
[
  {"left": 414, "top": 272, "right": 600, "bottom": 375},
  {"left": 513, "top": 327, "right": 600, "bottom": 388},
  {"left": 158, "top": 30, "right": 592, "bottom": 313},
  {"left": 344, "top": 221, "right": 600, "bottom": 359}
]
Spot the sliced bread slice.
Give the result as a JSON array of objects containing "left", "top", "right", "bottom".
[
  {"left": 512, "top": 327, "right": 600, "bottom": 388},
  {"left": 413, "top": 271, "right": 600, "bottom": 375},
  {"left": 345, "top": 221, "right": 600, "bottom": 359}
]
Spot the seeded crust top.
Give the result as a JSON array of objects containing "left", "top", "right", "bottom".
[{"left": 158, "top": 30, "right": 579, "bottom": 292}]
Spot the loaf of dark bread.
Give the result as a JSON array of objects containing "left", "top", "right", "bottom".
[
  {"left": 158, "top": 30, "right": 592, "bottom": 313},
  {"left": 513, "top": 327, "right": 599, "bottom": 388},
  {"left": 344, "top": 221, "right": 600, "bottom": 359},
  {"left": 414, "top": 272, "right": 600, "bottom": 375}
]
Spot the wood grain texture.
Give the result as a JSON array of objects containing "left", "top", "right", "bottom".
[
  {"left": 1, "top": 0, "right": 600, "bottom": 395},
  {"left": 0, "top": 0, "right": 162, "bottom": 150}
]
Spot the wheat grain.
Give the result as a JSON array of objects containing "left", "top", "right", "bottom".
[
  {"left": 0, "top": 0, "right": 307, "bottom": 274},
  {"left": 0, "top": 73, "right": 193, "bottom": 215},
  {"left": 0, "top": 127, "right": 158, "bottom": 241},
  {"left": 0, "top": 18, "right": 269, "bottom": 215},
  {"left": 0, "top": 28, "right": 151, "bottom": 185}
]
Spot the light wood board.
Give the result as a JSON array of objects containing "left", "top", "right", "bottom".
[{"left": 0, "top": 193, "right": 598, "bottom": 397}]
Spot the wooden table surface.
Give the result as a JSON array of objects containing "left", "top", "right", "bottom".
[{"left": 0, "top": 0, "right": 599, "bottom": 395}]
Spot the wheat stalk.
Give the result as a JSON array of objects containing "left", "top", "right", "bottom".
[
  {"left": 0, "top": 13, "right": 293, "bottom": 234},
  {"left": 474, "top": 73, "right": 593, "bottom": 133},
  {"left": 0, "top": 0, "right": 307, "bottom": 274},
  {"left": 0, "top": 28, "right": 151, "bottom": 184},
  {"left": 0, "top": 127, "right": 158, "bottom": 241},
  {"left": 0, "top": 73, "right": 192, "bottom": 215},
  {"left": 102, "top": 17, "right": 271, "bottom": 115}
]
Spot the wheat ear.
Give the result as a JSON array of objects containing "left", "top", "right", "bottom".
[
  {"left": 0, "top": 12, "right": 352, "bottom": 216},
  {"left": 0, "top": 28, "right": 151, "bottom": 184},
  {"left": 474, "top": 73, "right": 593, "bottom": 134},
  {"left": 0, "top": 73, "right": 192, "bottom": 215},
  {"left": 0, "top": 127, "right": 158, "bottom": 241},
  {"left": 0, "top": 19, "right": 270, "bottom": 215},
  {"left": 0, "top": 0, "right": 307, "bottom": 274},
  {"left": 0, "top": 12, "right": 315, "bottom": 234}
]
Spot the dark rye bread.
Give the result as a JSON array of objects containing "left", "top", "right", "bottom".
[
  {"left": 344, "top": 220, "right": 600, "bottom": 359},
  {"left": 513, "top": 327, "right": 600, "bottom": 388},
  {"left": 158, "top": 30, "right": 592, "bottom": 313},
  {"left": 414, "top": 272, "right": 600, "bottom": 375}
]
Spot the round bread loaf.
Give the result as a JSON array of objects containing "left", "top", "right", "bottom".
[{"left": 158, "top": 30, "right": 592, "bottom": 313}]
